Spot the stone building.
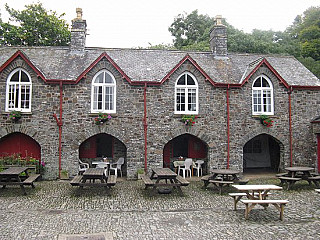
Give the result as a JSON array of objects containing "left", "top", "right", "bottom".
[{"left": 0, "top": 10, "right": 319, "bottom": 179}]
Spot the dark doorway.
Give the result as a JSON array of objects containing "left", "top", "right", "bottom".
[
  {"left": 163, "top": 134, "right": 208, "bottom": 170},
  {"left": 243, "top": 134, "right": 280, "bottom": 173}
]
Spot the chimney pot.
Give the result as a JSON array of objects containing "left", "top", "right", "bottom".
[{"left": 71, "top": 8, "right": 87, "bottom": 53}]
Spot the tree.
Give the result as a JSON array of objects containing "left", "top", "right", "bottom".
[{"left": 0, "top": 3, "right": 70, "bottom": 46}]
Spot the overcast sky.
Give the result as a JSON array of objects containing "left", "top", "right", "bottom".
[{"left": 0, "top": 0, "right": 319, "bottom": 48}]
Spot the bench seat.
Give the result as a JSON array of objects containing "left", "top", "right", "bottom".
[
  {"left": 70, "top": 175, "right": 83, "bottom": 186},
  {"left": 141, "top": 175, "right": 155, "bottom": 189},
  {"left": 107, "top": 175, "right": 117, "bottom": 186},
  {"left": 229, "top": 192, "right": 272, "bottom": 210},
  {"left": 315, "top": 189, "right": 320, "bottom": 193},
  {"left": 23, "top": 174, "right": 40, "bottom": 188},
  {"left": 240, "top": 199, "right": 289, "bottom": 220},
  {"left": 209, "top": 180, "right": 234, "bottom": 194},
  {"left": 277, "top": 176, "right": 302, "bottom": 190},
  {"left": 176, "top": 175, "right": 190, "bottom": 186},
  {"left": 308, "top": 175, "right": 320, "bottom": 187}
]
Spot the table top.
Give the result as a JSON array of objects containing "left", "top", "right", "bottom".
[
  {"left": 83, "top": 168, "right": 104, "bottom": 177},
  {"left": 232, "top": 184, "right": 283, "bottom": 191},
  {"left": 173, "top": 161, "right": 196, "bottom": 167},
  {"left": 212, "top": 169, "right": 240, "bottom": 175},
  {"left": 152, "top": 168, "right": 177, "bottom": 177},
  {"left": 0, "top": 167, "right": 29, "bottom": 175},
  {"left": 285, "top": 167, "right": 314, "bottom": 172}
]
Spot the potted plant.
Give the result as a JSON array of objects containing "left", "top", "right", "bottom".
[
  {"left": 259, "top": 115, "right": 274, "bottom": 127},
  {"left": 137, "top": 168, "right": 145, "bottom": 179},
  {"left": 8, "top": 111, "right": 21, "bottom": 122},
  {"left": 94, "top": 113, "right": 112, "bottom": 125},
  {"left": 181, "top": 115, "right": 197, "bottom": 126},
  {"left": 60, "top": 169, "right": 69, "bottom": 180}
]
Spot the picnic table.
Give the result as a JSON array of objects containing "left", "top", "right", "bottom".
[
  {"left": 70, "top": 168, "right": 116, "bottom": 195},
  {"left": 277, "top": 166, "right": 319, "bottom": 189},
  {"left": 141, "top": 168, "right": 189, "bottom": 194},
  {"left": 0, "top": 167, "right": 40, "bottom": 195},
  {"left": 201, "top": 169, "right": 248, "bottom": 194},
  {"left": 232, "top": 184, "right": 288, "bottom": 220}
]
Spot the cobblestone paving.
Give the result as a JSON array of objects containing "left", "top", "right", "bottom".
[{"left": 0, "top": 177, "right": 320, "bottom": 240}]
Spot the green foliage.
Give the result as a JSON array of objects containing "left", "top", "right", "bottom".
[
  {"left": 168, "top": 7, "right": 320, "bottom": 78},
  {"left": 0, "top": 3, "right": 70, "bottom": 46}
]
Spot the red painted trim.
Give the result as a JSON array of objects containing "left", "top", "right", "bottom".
[
  {"left": 143, "top": 83, "right": 148, "bottom": 172},
  {"left": 291, "top": 85, "right": 320, "bottom": 90},
  {"left": 53, "top": 81, "right": 64, "bottom": 178},
  {"left": 241, "top": 58, "right": 290, "bottom": 89},
  {"left": 288, "top": 89, "right": 293, "bottom": 167},
  {"left": 317, "top": 134, "right": 320, "bottom": 172},
  {"left": 0, "top": 50, "right": 46, "bottom": 81},
  {"left": 75, "top": 52, "right": 132, "bottom": 84},
  {"left": 226, "top": 86, "right": 230, "bottom": 169}
]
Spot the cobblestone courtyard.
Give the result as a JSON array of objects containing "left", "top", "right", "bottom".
[{"left": 0, "top": 176, "right": 320, "bottom": 240}]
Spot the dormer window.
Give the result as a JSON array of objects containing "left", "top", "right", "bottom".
[
  {"left": 175, "top": 72, "right": 198, "bottom": 114},
  {"left": 252, "top": 75, "right": 274, "bottom": 115},
  {"left": 91, "top": 70, "right": 116, "bottom": 113},
  {"left": 6, "top": 68, "right": 32, "bottom": 112}
]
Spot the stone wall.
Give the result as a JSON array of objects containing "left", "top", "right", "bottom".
[{"left": 0, "top": 56, "right": 319, "bottom": 179}]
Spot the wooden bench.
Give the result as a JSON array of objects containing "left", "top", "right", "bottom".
[
  {"left": 315, "top": 189, "right": 320, "bottom": 193},
  {"left": 229, "top": 192, "right": 272, "bottom": 210},
  {"left": 277, "top": 176, "right": 302, "bottom": 190},
  {"left": 141, "top": 175, "right": 155, "bottom": 189},
  {"left": 234, "top": 178, "right": 249, "bottom": 185},
  {"left": 176, "top": 175, "right": 190, "bottom": 186},
  {"left": 107, "top": 175, "right": 117, "bottom": 186},
  {"left": 275, "top": 173, "right": 289, "bottom": 177},
  {"left": 308, "top": 176, "right": 320, "bottom": 188},
  {"left": 240, "top": 199, "right": 289, "bottom": 220},
  {"left": 209, "top": 180, "right": 234, "bottom": 194},
  {"left": 201, "top": 175, "right": 212, "bottom": 188},
  {"left": 70, "top": 175, "right": 83, "bottom": 186},
  {"left": 22, "top": 174, "right": 40, "bottom": 188}
]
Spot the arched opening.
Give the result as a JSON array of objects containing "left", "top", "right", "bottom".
[
  {"left": 243, "top": 134, "right": 281, "bottom": 173},
  {"left": 0, "top": 132, "right": 41, "bottom": 164},
  {"left": 163, "top": 134, "right": 208, "bottom": 173},
  {"left": 79, "top": 133, "right": 127, "bottom": 176}
]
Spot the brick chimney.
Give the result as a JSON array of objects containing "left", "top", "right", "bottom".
[
  {"left": 70, "top": 8, "right": 87, "bottom": 52},
  {"left": 209, "top": 15, "right": 228, "bottom": 57}
]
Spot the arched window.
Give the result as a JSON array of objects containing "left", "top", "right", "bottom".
[
  {"left": 91, "top": 70, "right": 116, "bottom": 113},
  {"left": 252, "top": 75, "right": 274, "bottom": 115},
  {"left": 6, "top": 68, "right": 32, "bottom": 112},
  {"left": 175, "top": 72, "right": 198, "bottom": 114}
]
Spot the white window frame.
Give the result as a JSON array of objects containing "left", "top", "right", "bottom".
[
  {"left": 5, "top": 68, "right": 32, "bottom": 112},
  {"left": 252, "top": 75, "right": 274, "bottom": 115},
  {"left": 91, "top": 70, "right": 116, "bottom": 113},
  {"left": 174, "top": 72, "right": 198, "bottom": 114}
]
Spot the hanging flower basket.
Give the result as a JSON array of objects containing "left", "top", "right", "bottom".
[
  {"left": 259, "top": 115, "right": 274, "bottom": 127},
  {"left": 8, "top": 111, "right": 21, "bottom": 122},
  {"left": 181, "top": 115, "right": 197, "bottom": 127},
  {"left": 94, "top": 113, "right": 112, "bottom": 125}
]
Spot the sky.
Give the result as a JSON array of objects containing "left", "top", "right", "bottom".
[{"left": 0, "top": 0, "right": 319, "bottom": 48}]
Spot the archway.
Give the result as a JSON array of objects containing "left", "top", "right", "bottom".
[
  {"left": 0, "top": 132, "right": 41, "bottom": 162},
  {"left": 163, "top": 133, "right": 208, "bottom": 172},
  {"left": 79, "top": 133, "right": 127, "bottom": 176},
  {"left": 243, "top": 134, "right": 281, "bottom": 173}
]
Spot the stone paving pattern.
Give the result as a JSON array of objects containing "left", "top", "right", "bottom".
[{"left": 0, "top": 177, "right": 320, "bottom": 240}]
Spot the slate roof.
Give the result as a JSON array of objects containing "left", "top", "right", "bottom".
[{"left": 0, "top": 46, "right": 319, "bottom": 87}]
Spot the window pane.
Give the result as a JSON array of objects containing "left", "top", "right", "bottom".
[
  {"left": 104, "top": 72, "right": 113, "bottom": 84},
  {"left": 20, "top": 85, "right": 30, "bottom": 109},
  {"left": 94, "top": 72, "right": 104, "bottom": 83},
  {"left": 187, "top": 75, "right": 195, "bottom": 85},
  {"left": 262, "top": 78, "right": 270, "bottom": 87},
  {"left": 253, "top": 78, "right": 261, "bottom": 87},
  {"left": 104, "top": 86, "right": 114, "bottom": 110},
  {"left": 10, "top": 72, "right": 19, "bottom": 82},
  {"left": 20, "top": 71, "right": 30, "bottom": 82},
  {"left": 177, "top": 76, "right": 185, "bottom": 85},
  {"left": 176, "top": 88, "right": 185, "bottom": 111},
  {"left": 188, "top": 89, "right": 196, "bottom": 111}
]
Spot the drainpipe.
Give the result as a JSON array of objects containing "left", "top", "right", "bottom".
[
  {"left": 288, "top": 87, "right": 293, "bottom": 167},
  {"left": 53, "top": 81, "right": 63, "bottom": 178},
  {"left": 143, "top": 83, "right": 148, "bottom": 172},
  {"left": 226, "top": 85, "right": 230, "bottom": 169}
]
